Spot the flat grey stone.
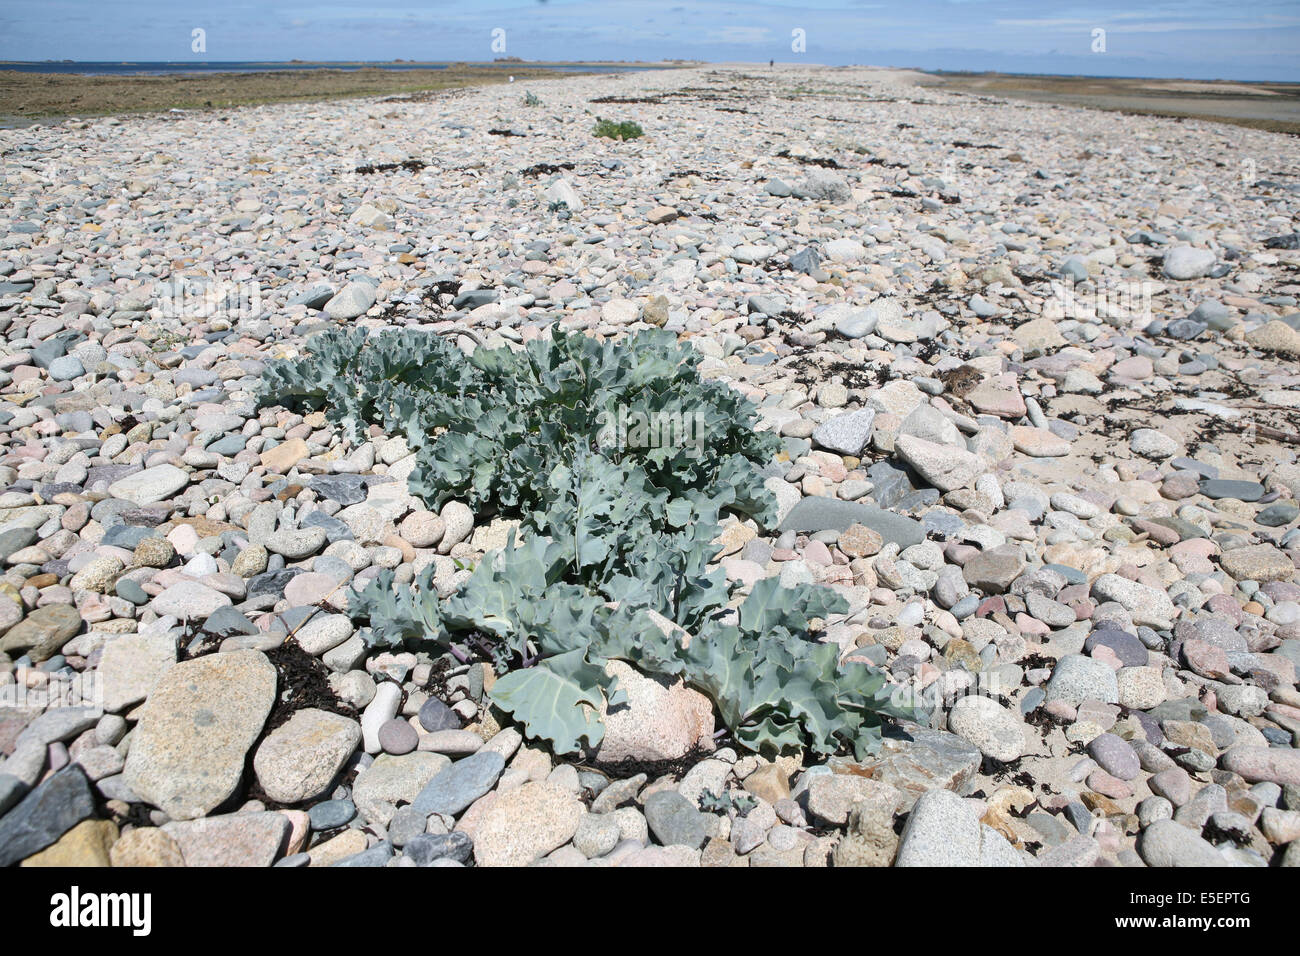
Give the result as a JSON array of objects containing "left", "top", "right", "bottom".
[
  {"left": 644, "top": 790, "right": 708, "bottom": 849},
  {"left": 106, "top": 463, "right": 190, "bottom": 505},
  {"left": 412, "top": 750, "right": 506, "bottom": 816},
  {"left": 0, "top": 527, "right": 37, "bottom": 562},
  {"left": 123, "top": 650, "right": 277, "bottom": 821},
  {"left": 333, "top": 841, "right": 394, "bottom": 867},
  {"left": 0, "top": 767, "right": 96, "bottom": 867},
  {"left": 779, "top": 497, "right": 923, "bottom": 547},
  {"left": 1084, "top": 628, "right": 1148, "bottom": 667},
  {"left": 1198, "top": 479, "right": 1265, "bottom": 501}
]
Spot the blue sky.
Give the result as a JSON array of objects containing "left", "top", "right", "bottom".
[{"left": 2, "top": 0, "right": 1298, "bottom": 81}]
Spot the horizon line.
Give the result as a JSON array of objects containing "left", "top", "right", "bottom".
[{"left": 2, "top": 59, "right": 1298, "bottom": 85}]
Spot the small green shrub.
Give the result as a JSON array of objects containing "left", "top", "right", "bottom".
[
  {"left": 522, "top": 90, "right": 542, "bottom": 107},
  {"left": 700, "top": 789, "right": 757, "bottom": 814},
  {"left": 592, "top": 117, "right": 644, "bottom": 140},
  {"left": 257, "top": 327, "right": 912, "bottom": 758}
]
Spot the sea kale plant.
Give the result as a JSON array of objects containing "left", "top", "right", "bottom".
[
  {"left": 592, "top": 118, "right": 644, "bottom": 140},
  {"left": 257, "top": 326, "right": 913, "bottom": 758}
]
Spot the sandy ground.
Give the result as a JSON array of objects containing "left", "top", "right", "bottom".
[
  {"left": 919, "top": 73, "right": 1300, "bottom": 136},
  {"left": 0, "top": 65, "right": 626, "bottom": 126}
]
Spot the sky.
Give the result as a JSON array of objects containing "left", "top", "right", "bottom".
[{"left": 1, "top": 0, "right": 1298, "bottom": 82}]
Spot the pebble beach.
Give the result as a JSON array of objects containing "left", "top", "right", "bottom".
[{"left": 1, "top": 63, "right": 1300, "bottom": 868}]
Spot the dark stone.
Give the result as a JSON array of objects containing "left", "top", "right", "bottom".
[
  {"left": 115, "top": 579, "right": 148, "bottom": 605},
  {"left": 307, "top": 799, "right": 355, "bottom": 831},
  {"left": 406, "top": 830, "right": 473, "bottom": 865},
  {"left": 1144, "top": 516, "right": 1207, "bottom": 540},
  {"left": 202, "top": 605, "right": 259, "bottom": 638},
  {"left": 1263, "top": 233, "right": 1300, "bottom": 251},
  {"left": 418, "top": 697, "right": 460, "bottom": 733},
  {"left": 898, "top": 489, "right": 942, "bottom": 513},
  {"left": 278, "top": 606, "right": 319, "bottom": 633},
  {"left": 36, "top": 483, "right": 85, "bottom": 499},
  {"left": 31, "top": 331, "right": 82, "bottom": 370},
  {"left": 0, "top": 767, "right": 96, "bottom": 867},
  {"left": 1149, "top": 699, "right": 1209, "bottom": 724},
  {"left": 1127, "top": 231, "right": 1169, "bottom": 246},
  {"left": 308, "top": 474, "right": 368, "bottom": 506},
  {"left": 0, "top": 527, "right": 37, "bottom": 562},
  {"left": 101, "top": 524, "right": 160, "bottom": 550},
  {"left": 1084, "top": 629, "right": 1149, "bottom": 667},
  {"left": 1064, "top": 801, "right": 1092, "bottom": 834},
  {"left": 788, "top": 247, "right": 822, "bottom": 275},
  {"left": 0, "top": 773, "right": 27, "bottom": 816},
  {"left": 921, "top": 509, "right": 965, "bottom": 539},
  {"left": 85, "top": 464, "right": 142, "bottom": 489},
  {"left": 453, "top": 289, "right": 499, "bottom": 309},
  {"left": 1257, "top": 502, "right": 1300, "bottom": 528},
  {"left": 117, "top": 507, "right": 171, "bottom": 527},
  {"left": 1166, "top": 319, "right": 1206, "bottom": 340},
  {"left": 412, "top": 751, "right": 505, "bottom": 817},
  {"left": 310, "top": 555, "right": 354, "bottom": 585},
  {"left": 1198, "top": 715, "right": 1237, "bottom": 750},
  {"left": 1043, "top": 563, "right": 1087, "bottom": 586},
  {"left": 248, "top": 569, "right": 302, "bottom": 597},
  {"left": 301, "top": 510, "right": 354, "bottom": 542},
  {"left": 1198, "top": 479, "right": 1266, "bottom": 502},
  {"left": 866, "top": 459, "right": 915, "bottom": 509},
  {"left": 643, "top": 790, "right": 708, "bottom": 849},
  {"left": 289, "top": 285, "right": 336, "bottom": 310},
  {"left": 1131, "top": 710, "right": 1164, "bottom": 746},
  {"left": 332, "top": 841, "right": 394, "bottom": 867},
  {"left": 207, "top": 435, "right": 247, "bottom": 456},
  {"left": 778, "top": 497, "right": 924, "bottom": 548}
]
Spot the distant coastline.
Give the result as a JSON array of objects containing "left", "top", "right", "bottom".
[
  {"left": 0, "top": 61, "right": 694, "bottom": 124},
  {"left": 0, "top": 60, "right": 692, "bottom": 77},
  {"left": 918, "top": 70, "right": 1300, "bottom": 136},
  {"left": 4, "top": 61, "right": 1297, "bottom": 134}
]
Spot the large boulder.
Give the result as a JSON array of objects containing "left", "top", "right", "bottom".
[
  {"left": 590, "top": 660, "right": 714, "bottom": 766},
  {"left": 896, "top": 788, "right": 1025, "bottom": 867},
  {"left": 473, "top": 783, "right": 585, "bottom": 866},
  {"left": 253, "top": 709, "right": 361, "bottom": 804},
  {"left": 123, "top": 650, "right": 277, "bottom": 821}
]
